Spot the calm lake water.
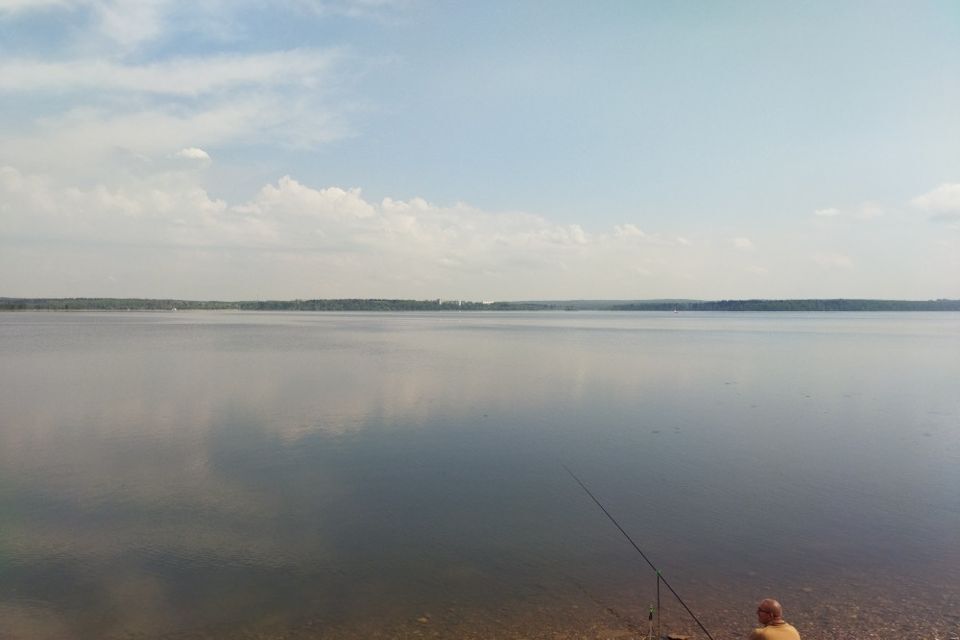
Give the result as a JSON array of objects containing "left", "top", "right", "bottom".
[{"left": 1, "top": 311, "right": 958, "bottom": 640}]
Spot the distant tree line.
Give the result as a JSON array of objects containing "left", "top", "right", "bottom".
[
  {"left": 611, "top": 299, "right": 960, "bottom": 311},
  {"left": 0, "top": 297, "right": 556, "bottom": 311},
  {"left": 1, "top": 297, "right": 958, "bottom": 312}
]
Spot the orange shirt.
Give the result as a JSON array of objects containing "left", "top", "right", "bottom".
[{"left": 750, "top": 621, "right": 801, "bottom": 640}]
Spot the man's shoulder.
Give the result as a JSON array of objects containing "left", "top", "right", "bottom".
[{"left": 751, "top": 623, "right": 801, "bottom": 640}]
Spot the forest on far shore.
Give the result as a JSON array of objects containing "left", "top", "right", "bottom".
[{"left": 2, "top": 297, "right": 958, "bottom": 312}]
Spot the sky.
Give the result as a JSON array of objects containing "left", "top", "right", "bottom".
[{"left": 0, "top": 0, "right": 958, "bottom": 301}]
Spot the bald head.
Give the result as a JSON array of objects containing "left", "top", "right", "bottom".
[
  {"left": 758, "top": 599, "right": 782, "bottom": 617},
  {"left": 752, "top": 598, "right": 799, "bottom": 639}
]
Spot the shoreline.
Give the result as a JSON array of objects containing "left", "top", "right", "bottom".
[{"left": 2, "top": 296, "right": 960, "bottom": 313}]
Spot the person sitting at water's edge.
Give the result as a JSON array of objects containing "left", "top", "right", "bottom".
[{"left": 749, "top": 598, "right": 800, "bottom": 640}]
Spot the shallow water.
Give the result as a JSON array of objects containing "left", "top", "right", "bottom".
[{"left": 1, "top": 311, "right": 958, "bottom": 639}]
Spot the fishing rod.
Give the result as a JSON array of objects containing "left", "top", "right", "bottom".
[{"left": 563, "top": 464, "right": 716, "bottom": 640}]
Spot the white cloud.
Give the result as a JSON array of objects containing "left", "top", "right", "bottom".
[
  {"left": 1, "top": 164, "right": 228, "bottom": 226},
  {"left": 614, "top": 223, "right": 647, "bottom": 238},
  {"left": 733, "top": 237, "right": 754, "bottom": 250},
  {"left": 911, "top": 183, "right": 960, "bottom": 220},
  {"left": 0, "top": 166, "right": 712, "bottom": 298},
  {"left": 175, "top": 147, "right": 211, "bottom": 164},
  {"left": 4, "top": 166, "right": 955, "bottom": 300},
  {"left": 568, "top": 224, "right": 587, "bottom": 245},
  {"left": 0, "top": 46, "right": 349, "bottom": 181},
  {"left": 814, "top": 207, "right": 840, "bottom": 217},
  {"left": 0, "top": 0, "right": 172, "bottom": 50},
  {"left": 95, "top": 0, "right": 168, "bottom": 50},
  {"left": 1, "top": 96, "right": 347, "bottom": 175},
  {"left": 0, "top": 6, "right": 358, "bottom": 192},
  {"left": 246, "top": 176, "right": 376, "bottom": 220},
  {"left": 0, "top": 165, "right": 60, "bottom": 215},
  {"left": 0, "top": 49, "right": 340, "bottom": 96},
  {"left": 0, "top": 0, "right": 71, "bottom": 13},
  {"left": 0, "top": 1, "right": 403, "bottom": 51}
]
